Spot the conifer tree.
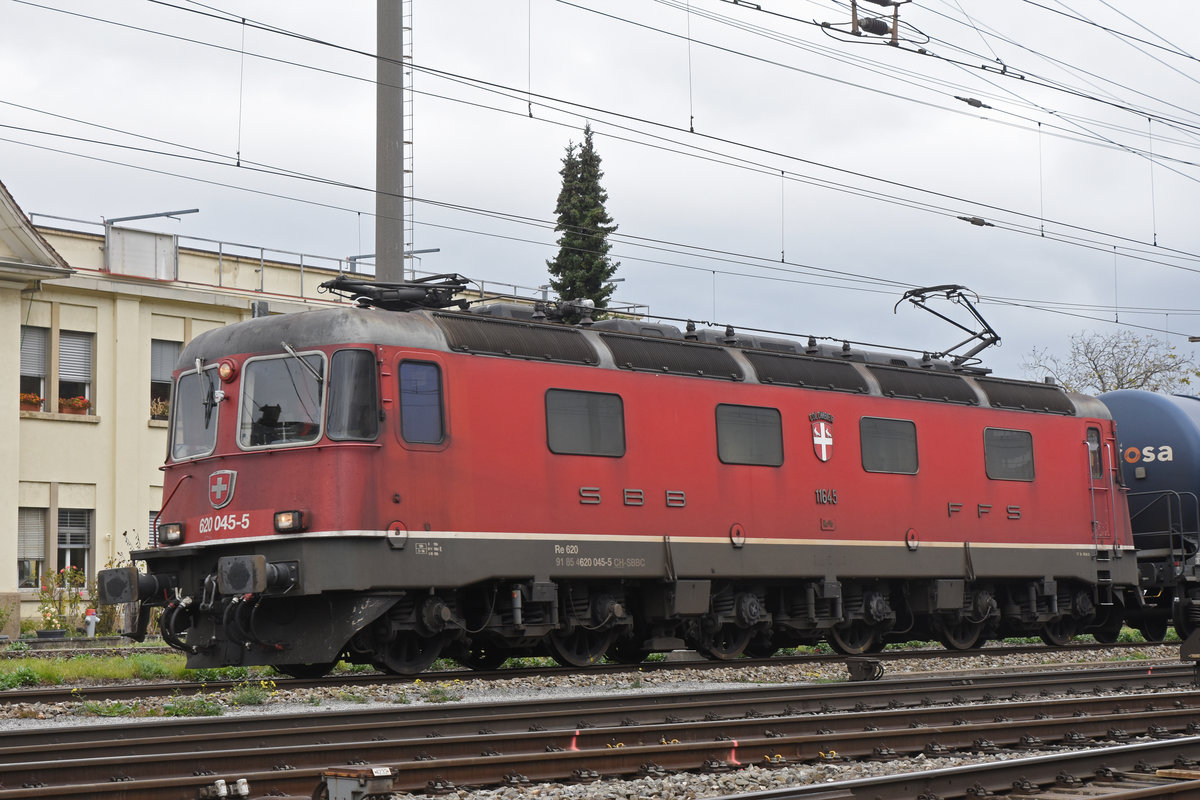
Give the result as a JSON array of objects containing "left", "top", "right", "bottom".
[{"left": 546, "top": 124, "right": 619, "bottom": 312}]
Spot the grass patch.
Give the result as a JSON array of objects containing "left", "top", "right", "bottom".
[
  {"left": 417, "top": 679, "right": 463, "bottom": 703},
  {"left": 228, "top": 679, "right": 276, "bottom": 706},
  {"left": 162, "top": 693, "right": 224, "bottom": 717}
]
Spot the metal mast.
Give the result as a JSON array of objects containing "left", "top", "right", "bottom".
[{"left": 375, "top": 0, "right": 407, "bottom": 282}]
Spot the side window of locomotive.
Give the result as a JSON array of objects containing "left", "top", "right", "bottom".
[
  {"left": 545, "top": 389, "right": 625, "bottom": 457},
  {"left": 860, "top": 417, "right": 918, "bottom": 474},
  {"left": 238, "top": 352, "right": 325, "bottom": 448},
  {"left": 170, "top": 366, "right": 219, "bottom": 460},
  {"left": 398, "top": 361, "right": 444, "bottom": 444},
  {"left": 716, "top": 404, "right": 783, "bottom": 466},
  {"left": 1087, "top": 427, "right": 1103, "bottom": 479},
  {"left": 983, "top": 428, "right": 1034, "bottom": 481},
  {"left": 327, "top": 349, "right": 379, "bottom": 441}
]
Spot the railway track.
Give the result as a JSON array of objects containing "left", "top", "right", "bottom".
[
  {"left": 706, "top": 738, "right": 1200, "bottom": 800},
  {"left": 0, "top": 639, "right": 1175, "bottom": 705},
  {"left": 2, "top": 661, "right": 1198, "bottom": 799}
]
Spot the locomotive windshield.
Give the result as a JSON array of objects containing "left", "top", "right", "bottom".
[
  {"left": 239, "top": 352, "right": 326, "bottom": 448},
  {"left": 171, "top": 365, "right": 220, "bottom": 460}
]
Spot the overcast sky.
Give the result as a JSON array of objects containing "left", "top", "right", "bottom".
[{"left": 2, "top": 0, "right": 1199, "bottom": 378}]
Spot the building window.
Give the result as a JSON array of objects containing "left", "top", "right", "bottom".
[
  {"left": 58, "top": 330, "right": 94, "bottom": 412},
  {"left": 151, "top": 339, "right": 180, "bottom": 418},
  {"left": 57, "top": 509, "right": 92, "bottom": 575},
  {"left": 546, "top": 389, "right": 625, "bottom": 457},
  {"left": 399, "top": 362, "right": 444, "bottom": 444},
  {"left": 20, "top": 326, "right": 47, "bottom": 409},
  {"left": 148, "top": 511, "right": 160, "bottom": 549},
  {"left": 984, "top": 428, "right": 1035, "bottom": 481},
  {"left": 716, "top": 404, "right": 783, "bottom": 466},
  {"left": 18, "top": 507, "right": 46, "bottom": 589},
  {"left": 860, "top": 417, "right": 918, "bottom": 474}
]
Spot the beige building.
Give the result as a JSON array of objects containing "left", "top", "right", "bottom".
[{"left": 1, "top": 181, "right": 362, "bottom": 638}]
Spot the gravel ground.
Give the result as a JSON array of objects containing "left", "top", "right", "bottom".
[{"left": 0, "top": 644, "right": 1187, "bottom": 798}]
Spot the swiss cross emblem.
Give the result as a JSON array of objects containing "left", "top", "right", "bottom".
[
  {"left": 810, "top": 413, "right": 834, "bottom": 462},
  {"left": 209, "top": 470, "right": 237, "bottom": 509}
]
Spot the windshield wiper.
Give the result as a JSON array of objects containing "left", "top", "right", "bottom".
[
  {"left": 197, "top": 358, "right": 217, "bottom": 427},
  {"left": 281, "top": 341, "right": 324, "bottom": 389}
]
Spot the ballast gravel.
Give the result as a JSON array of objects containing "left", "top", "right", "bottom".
[{"left": 0, "top": 643, "right": 1185, "bottom": 799}]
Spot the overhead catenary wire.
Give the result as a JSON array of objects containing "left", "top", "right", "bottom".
[{"left": 4, "top": 0, "right": 1199, "bottom": 346}]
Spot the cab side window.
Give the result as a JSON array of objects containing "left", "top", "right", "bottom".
[
  {"left": 328, "top": 349, "right": 380, "bottom": 441},
  {"left": 399, "top": 362, "right": 444, "bottom": 444}
]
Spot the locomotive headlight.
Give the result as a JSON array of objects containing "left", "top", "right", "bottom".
[
  {"left": 274, "top": 510, "right": 308, "bottom": 533},
  {"left": 217, "top": 359, "right": 238, "bottom": 382},
  {"left": 159, "top": 522, "right": 184, "bottom": 545}
]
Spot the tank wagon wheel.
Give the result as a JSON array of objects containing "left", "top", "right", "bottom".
[
  {"left": 545, "top": 628, "right": 617, "bottom": 668},
  {"left": 1173, "top": 589, "right": 1200, "bottom": 640},
  {"left": 1138, "top": 616, "right": 1169, "bottom": 643},
  {"left": 826, "top": 621, "right": 879, "bottom": 655},
  {"left": 376, "top": 632, "right": 447, "bottom": 675},
  {"left": 275, "top": 661, "right": 337, "bottom": 679},
  {"left": 697, "top": 624, "right": 755, "bottom": 661},
  {"left": 1039, "top": 618, "right": 1078, "bottom": 647},
  {"left": 938, "top": 619, "right": 985, "bottom": 651}
]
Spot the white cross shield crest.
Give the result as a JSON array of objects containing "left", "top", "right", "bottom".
[
  {"left": 209, "top": 470, "right": 237, "bottom": 509},
  {"left": 812, "top": 421, "right": 833, "bottom": 462}
]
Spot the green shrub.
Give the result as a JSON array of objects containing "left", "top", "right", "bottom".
[{"left": 0, "top": 666, "right": 39, "bottom": 689}]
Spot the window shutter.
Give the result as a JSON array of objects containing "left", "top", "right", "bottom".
[
  {"left": 20, "top": 326, "right": 47, "bottom": 377},
  {"left": 151, "top": 340, "right": 181, "bottom": 382},
  {"left": 18, "top": 508, "right": 46, "bottom": 560},
  {"left": 59, "top": 332, "right": 93, "bottom": 382},
  {"left": 57, "top": 509, "right": 92, "bottom": 548},
  {"left": 148, "top": 511, "right": 160, "bottom": 548}
]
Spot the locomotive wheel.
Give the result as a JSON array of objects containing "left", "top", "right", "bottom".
[
  {"left": 938, "top": 619, "right": 984, "bottom": 651},
  {"left": 744, "top": 636, "right": 779, "bottom": 658},
  {"left": 607, "top": 636, "right": 651, "bottom": 665},
  {"left": 376, "top": 632, "right": 446, "bottom": 675},
  {"left": 697, "top": 624, "right": 754, "bottom": 661},
  {"left": 1090, "top": 597, "right": 1126, "bottom": 644},
  {"left": 1039, "top": 618, "right": 1078, "bottom": 647},
  {"left": 827, "top": 621, "right": 878, "bottom": 655},
  {"left": 545, "top": 628, "right": 616, "bottom": 667},
  {"left": 275, "top": 661, "right": 337, "bottom": 679},
  {"left": 455, "top": 644, "right": 508, "bottom": 671}
]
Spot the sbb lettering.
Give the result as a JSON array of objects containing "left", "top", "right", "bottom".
[{"left": 578, "top": 487, "right": 687, "bottom": 508}]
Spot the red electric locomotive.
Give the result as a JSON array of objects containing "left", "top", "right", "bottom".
[{"left": 99, "top": 276, "right": 1138, "bottom": 675}]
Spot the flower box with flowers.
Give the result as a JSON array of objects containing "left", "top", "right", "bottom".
[
  {"left": 37, "top": 565, "right": 87, "bottom": 635},
  {"left": 20, "top": 393, "right": 43, "bottom": 412},
  {"left": 58, "top": 396, "right": 92, "bottom": 415},
  {"left": 150, "top": 398, "right": 170, "bottom": 420}
]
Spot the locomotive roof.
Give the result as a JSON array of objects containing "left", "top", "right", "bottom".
[{"left": 179, "top": 304, "right": 1108, "bottom": 418}]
